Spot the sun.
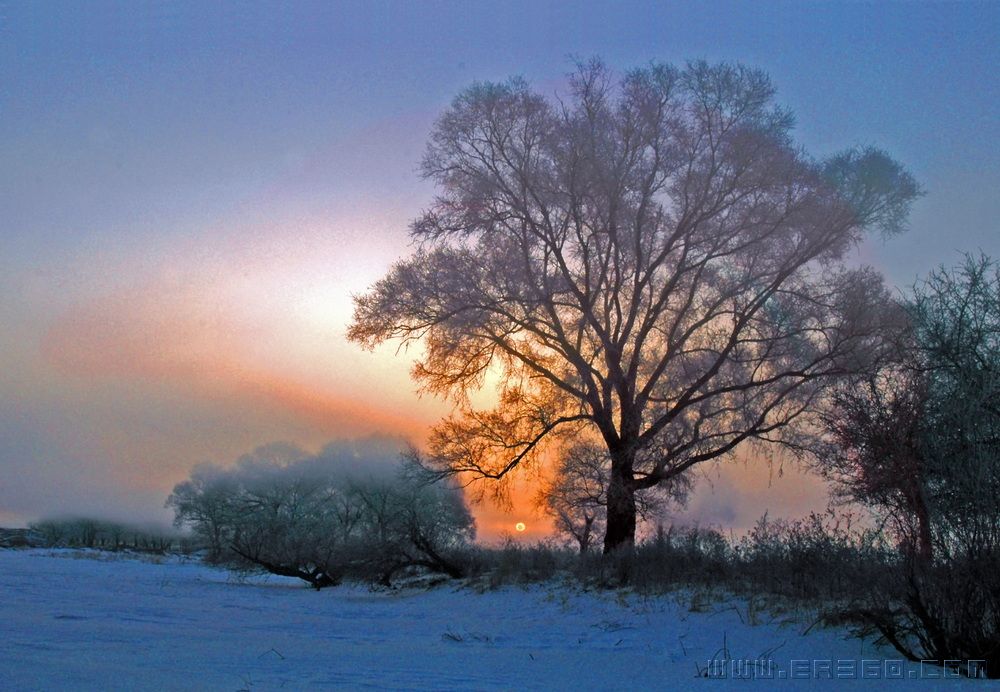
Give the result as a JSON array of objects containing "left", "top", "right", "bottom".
[{"left": 515, "top": 522, "right": 526, "bottom": 532}]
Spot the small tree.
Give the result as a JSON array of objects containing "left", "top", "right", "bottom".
[
  {"left": 350, "top": 58, "right": 919, "bottom": 552},
  {"left": 537, "top": 442, "right": 607, "bottom": 553},
  {"left": 536, "top": 440, "right": 688, "bottom": 552}
]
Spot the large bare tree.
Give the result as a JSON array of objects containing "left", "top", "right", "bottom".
[{"left": 349, "top": 60, "right": 919, "bottom": 552}]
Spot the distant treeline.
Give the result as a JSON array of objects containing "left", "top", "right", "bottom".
[{"left": 24, "top": 517, "right": 191, "bottom": 553}]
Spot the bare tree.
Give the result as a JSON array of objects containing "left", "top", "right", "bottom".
[
  {"left": 536, "top": 439, "right": 688, "bottom": 552},
  {"left": 816, "top": 368, "right": 935, "bottom": 561},
  {"left": 349, "top": 59, "right": 919, "bottom": 552},
  {"left": 536, "top": 442, "right": 607, "bottom": 553}
]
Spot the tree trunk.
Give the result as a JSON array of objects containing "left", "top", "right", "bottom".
[
  {"left": 603, "top": 451, "right": 637, "bottom": 554},
  {"left": 902, "top": 473, "right": 934, "bottom": 564},
  {"left": 578, "top": 514, "right": 594, "bottom": 554},
  {"left": 912, "top": 486, "right": 934, "bottom": 564}
]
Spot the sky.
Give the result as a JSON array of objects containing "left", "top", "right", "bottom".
[{"left": 1, "top": 1, "right": 998, "bottom": 539}]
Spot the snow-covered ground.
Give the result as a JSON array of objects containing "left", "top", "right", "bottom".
[{"left": 0, "top": 549, "right": 975, "bottom": 690}]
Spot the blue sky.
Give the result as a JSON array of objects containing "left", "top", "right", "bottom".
[{"left": 1, "top": 1, "right": 997, "bottom": 534}]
